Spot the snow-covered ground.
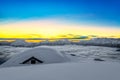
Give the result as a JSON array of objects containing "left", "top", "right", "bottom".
[
  {"left": 0, "top": 45, "right": 120, "bottom": 80},
  {"left": 0, "top": 62, "right": 120, "bottom": 80},
  {"left": 0, "top": 45, "right": 120, "bottom": 63}
]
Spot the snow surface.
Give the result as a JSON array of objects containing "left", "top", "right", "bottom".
[
  {"left": 1, "top": 47, "right": 70, "bottom": 67},
  {"left": 0, "top": 45, "right": 120, "bottom": 80},
  {"left": 0, "top": 45, "right": 120, "bottom": 63},
  {"left": 0, "top": 62, "right": 120, "bottom": 80}
]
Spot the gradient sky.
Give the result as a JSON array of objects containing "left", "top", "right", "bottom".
[{"left": 0, "top": 0, "right": 120, "bottom": 38}]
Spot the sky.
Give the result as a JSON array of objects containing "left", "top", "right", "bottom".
[{"left": 0, "top": 0, "right": 120, "bottom": 38}]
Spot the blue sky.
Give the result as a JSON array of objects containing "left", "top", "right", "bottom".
[{"left": 0, "top": 0, "right": 120, "bottom": 27}]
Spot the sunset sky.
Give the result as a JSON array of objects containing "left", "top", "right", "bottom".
[{"left": 0, "top": 0, "right": 120, "bottom": 38}]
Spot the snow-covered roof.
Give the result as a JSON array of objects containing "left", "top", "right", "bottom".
[{"left": 1, "top": 47, "right": 70, "bottom": 67}]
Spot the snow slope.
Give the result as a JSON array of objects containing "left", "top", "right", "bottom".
[{"left": 0, "top": 62, "right": 120, "bottom": 80}]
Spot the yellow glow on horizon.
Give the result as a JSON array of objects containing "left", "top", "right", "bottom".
[
  {"left": 25, "top": 40, "right": 46, "bottom": 42},
  {"left": 0, "top": 19, "right": 120, "bottom": 38}
]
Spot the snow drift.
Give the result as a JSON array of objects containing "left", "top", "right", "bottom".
[{"left": 1, "top": 47, "right": 70, "bottom": 67}]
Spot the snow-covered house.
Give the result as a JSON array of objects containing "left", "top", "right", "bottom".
[{"left": 1, "top": 47, "right": 70, "bottom": 67}]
